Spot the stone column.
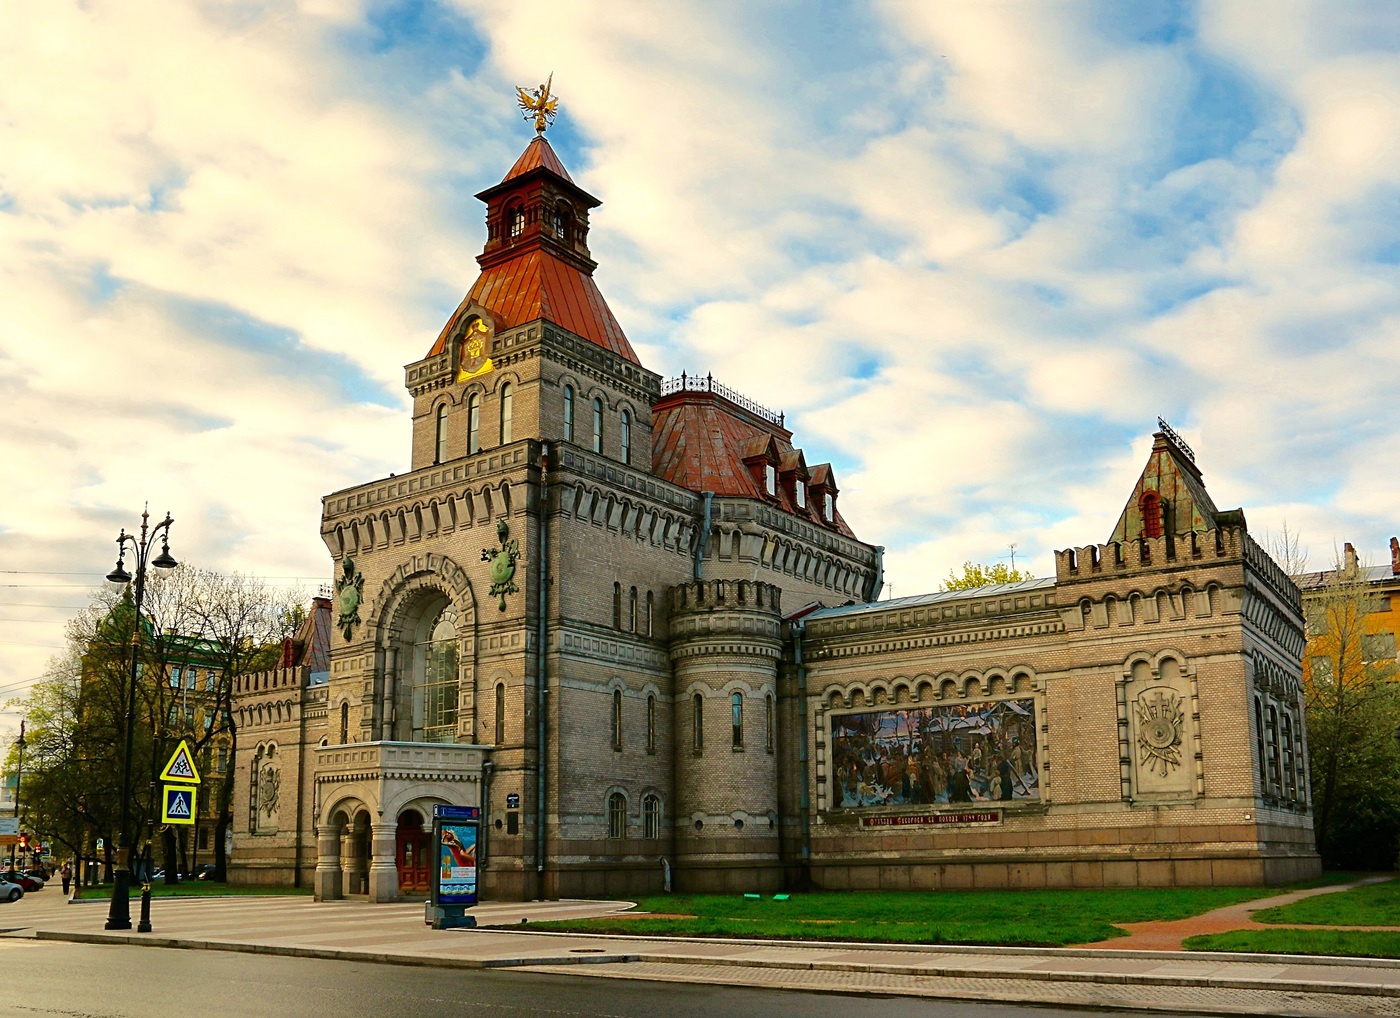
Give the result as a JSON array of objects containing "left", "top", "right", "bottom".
[
  {"left": 369, "top": 822, "right": 400, "bottom": 903},
  {"left": 313, "top": 825, "right": 343, "bottom": 901}
]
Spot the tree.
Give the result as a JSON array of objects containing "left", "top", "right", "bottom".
[
  {"left": 940, "top": 561, "right": 1033, "bottom": 592},
  {"left": 1302, "top": 553, "right": 1400, "bottom": 869},
  {"left": 11, "top": 567, "right": 302, "bottom": 884}
]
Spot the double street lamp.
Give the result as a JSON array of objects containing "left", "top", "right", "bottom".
[
  {"left": 103, "top": 508, "right": 177, "bottom": 932},
  {"left": 6, "top": 720, "right": 24, "bottom": 871}
]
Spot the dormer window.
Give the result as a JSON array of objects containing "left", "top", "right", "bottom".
[
  {"left": 824, "top": 491, "right": 834, "bottom": 520},
  {"left": 765, "top": 463, "right": 777, "bottom": 496},
  {"left": 796, "top": 483, "right": 807, "bottom": 509},
  {"left": 1140, "top": 491, "right": 1164, "bottom": 539},
  {"left": 508, "top": 206, "right": 525, "bottom": 238}
]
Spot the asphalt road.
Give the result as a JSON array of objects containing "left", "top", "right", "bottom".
[{"left": 0, "top": 940, "right": 1218, "bottom": 1018}]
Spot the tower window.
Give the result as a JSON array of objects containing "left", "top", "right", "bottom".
[
  {"left": 553, "top": 203, "right": 570, "bottom": 240},
  {"left": 613, "top": 582, "right": 622, "bottom": 629},
  {"left": 731, "top": 691, "right": 744, "bottom": 748},
  {"left": 693, "top": 693, "right": 704, "bottom": 753},
  {"left": 467, "top": 394, "right": 481, "bottom": 454},
  {"left": 620, "top": 409, "right": 632, "bottom": 465},
  {"left": 628, "top": 586, "right": 638, "bottom": 633},
  {"left": 643, "top": 793, "right": 661, "bottom": 839},
  {"left": 563, "top": 384, "right": 574, "bottom": 443},
  {"left": 495, "top": 682, "right": 505, "bottom": 745},
  {"left": 435, "top": 404, "right": 448, "bottom": 465},
  {"left": 765, "top": 693, "right": 774, "bottom": 753},
  {"left": 340, "top": 702, "right": 349, "bottom": 744},
  {"left": 508, "top": 206, "right": 525, "bottom": 238},
  {"left": 1140, "top": 491, "right": 1164, "bottom": 539},
  {"left": 611, "top": 687, "right": 623, "bottom": 750},
  {"left": 607, "top": 792, "right": 626, "bottom": 839},
  {"left": 645, "top": 591, "right": 653, "bottom": 637},
  {"left": 646, "top": 694, "right": 656, "bottom": 754},
  {"left": 592, "top": 397, "right": 603, "bottom": 453},
  {"left": 499, "top": 382, "right": 513, "bottom": 444}
]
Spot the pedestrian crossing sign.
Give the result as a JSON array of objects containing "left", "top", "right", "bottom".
[
  {"left": 159, "top": 739, "right": 201, "bottom": 784},
  {"left": 162, "top": 785, "right": 197, "bottom": 825}
]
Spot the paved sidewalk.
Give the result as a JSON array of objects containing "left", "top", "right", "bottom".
[{"left": 2, "top": 890, "right": 1399, "bottom": 1017}]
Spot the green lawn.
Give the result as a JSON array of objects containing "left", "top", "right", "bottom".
[
  {"left": 528, "top": 886, "right": 1288, "bottom": 947},
  {"left": 1185, "top": 928, "right": 1400, "bottom": 958},
  {"left": 1250, "top": 877, "right": 1400, "bottom": 926},
  {"left": 76, "top": 882, "right": 312, "bottom": 899}
]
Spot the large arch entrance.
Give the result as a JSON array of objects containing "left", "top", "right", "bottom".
[{"left": 396, "top": 809, "right": 431, "bottom": 895}]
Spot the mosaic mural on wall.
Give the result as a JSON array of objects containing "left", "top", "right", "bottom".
[{"left": 830, "top": 698, "right": 1040, "bottom": 808}]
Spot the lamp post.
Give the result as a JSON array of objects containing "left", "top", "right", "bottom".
[
  {"left": 7, "top": 720, "right": 23, "bottom": 871},
  {"left": 103, "top": 508, "right": 177, "bottom": 932}
]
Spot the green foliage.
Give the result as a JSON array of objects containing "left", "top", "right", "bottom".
[
  {"left": 1251, "top": 878, "right": 1400, "bottom": 926},
  {"left": 1303, "top": 558, "right": 1400, "bottom": 870},
  {"left": 1184, "top": 928, "right": 1400, "bottom": 959},
  {"left": 940, "top": 561, "right": 1032, "bottom": 592},
  {"left": 531, "top": 886, "right": 1281, "bottom": 947}
]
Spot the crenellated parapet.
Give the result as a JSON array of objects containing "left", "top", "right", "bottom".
[{"left": 1055, "top": 526, "right": 1246, "bottom": 582}]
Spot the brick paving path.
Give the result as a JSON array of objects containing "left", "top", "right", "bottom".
[{"left": 1076, "top": 876, "right": 1397, "bottom": 951}]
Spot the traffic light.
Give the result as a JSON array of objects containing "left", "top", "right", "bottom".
[{"left": 18, "top": 833, "right": 28, "bottom": 851}]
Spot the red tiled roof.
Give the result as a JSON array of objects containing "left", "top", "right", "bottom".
[
  {"left": 652, "top": 391, "right": 856, "bottom": 538},
  {"left": 428, "top": 249, "right": 637, "bottom": 362},
  {"left": 502, "top": 136, "right": 575, "bottom": 184}
]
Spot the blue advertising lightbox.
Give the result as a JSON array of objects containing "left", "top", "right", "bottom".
[{"left": 432, "top": 805, "right": 480, "bottom": 906}]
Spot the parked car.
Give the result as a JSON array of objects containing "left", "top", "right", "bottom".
[
  {"left": 0, "top": 877, "right": 23, "bottom": 902},
  {"left": 2, "top": 871, "right": 43, "bottom": 892},
  {"left": 193, "top": 864, "right": 217, "bottom": 881}
]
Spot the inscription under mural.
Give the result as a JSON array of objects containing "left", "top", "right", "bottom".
[
  {"left": 831, "top": 698, "right": 1039, "bottom": 808},
  {"left": 861, "top": 811, "right": 1000, "bottom": 827}
]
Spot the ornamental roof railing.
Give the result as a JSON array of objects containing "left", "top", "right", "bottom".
[{"left": 660, "top": 372, "right": 784, "bottom": 427}]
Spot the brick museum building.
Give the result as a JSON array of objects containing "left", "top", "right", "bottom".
[{"left": 229, "top": 120, "right": 1319, "bottom": 901}]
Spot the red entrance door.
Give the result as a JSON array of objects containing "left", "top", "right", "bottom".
[{"left": 395, "top": 810, "right": 430, "bottom": 894}]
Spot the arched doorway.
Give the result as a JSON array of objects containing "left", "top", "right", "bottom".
[
  {"left": 396, "top": 809, "right": 431, "bottom": 895},
  {"left": 344, "top": 811, "right": 372, "bottom": 896}
]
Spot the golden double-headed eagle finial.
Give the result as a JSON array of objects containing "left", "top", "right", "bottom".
[{"left": 515, "top": 73, "right": 559, "bottom": 135}]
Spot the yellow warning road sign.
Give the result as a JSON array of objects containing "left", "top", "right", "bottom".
[
  {"left": 162, "top": 784, "right": 197, "bottom": 825},
  {"left": 159, "top": 740, "right": 201, "bottom": 784}
]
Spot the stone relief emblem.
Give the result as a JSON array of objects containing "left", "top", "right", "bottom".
[
  {"left": 258, "top": 762, "right": 281, "bottom": 817},
  {"left": 1135, "top": 690, "right": 1185, "bottom": 777},
  {"left": 482, "top": 518, "right": 520, "bottom": 612},
  {"left": 335, "top": 556, "right": 364, "bottom": 641}
]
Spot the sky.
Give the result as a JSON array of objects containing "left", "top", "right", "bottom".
[{"left": 4, "top": 0, "right": 1400, "bottom": 734}]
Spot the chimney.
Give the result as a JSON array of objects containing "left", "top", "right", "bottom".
[
  {"left": 1344, "top": 542, "right": 1358, "bottom": 572},
  {"left": 1391, "top": 536, "right": 1399, "bottom": 576}
]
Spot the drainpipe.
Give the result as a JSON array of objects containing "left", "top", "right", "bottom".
[
  {"left": 792, "top": 619, "right": 812, "bottom": 884},
  {"left": 865, "top": 546, "right": 885, "bottom": 603},
  {"left": 293, "top": 666, "right": 307, "bottom": 887},
  {"left": 535, "top": 442, "right": 551, "bottom": 883},
  {"left": 480, "top": 760, "right": 493, "bottom": 868},
  {"left": 693, "top": 491, "right": 714, "bottom": 581}
]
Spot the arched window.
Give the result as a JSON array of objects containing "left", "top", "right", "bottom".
[
  {"left": 1140, "top": 491, "right": 1163, "bottom": 539},
  {"left": 693, "top": 693, "right": 704, "bottom": 752},
  {"left": 1254, "top": 698, "right": 1268, "bottom": 790},
  {"left": 248, "top": 746, "right": 261, "bottom": 833},
  {"left": 628, "top": 586, "right": 638, "bottom": 633},
  {"left": 612, "top": 582, "right": 622, "bottom": 629},
  {"left": 552, "top": 202, "right": 570, "bottom": 241},
  {"left": 611, "top": 688, "right": 623, "bottom": 750},
  {"left": 340, "top": 702, "right": 349, "bottom": 744},
  {"left": 607, "top": 792, "right": 626, "bottom": 839},
  {"left": 765, "top": 693, "right": 775, "bottom": 753},
  {"left": 643, "top": 793, "right": 661, "bottom": 839},
  {"left": 415, "top": 604, "right": 459, "bottom": 744},
  {"left": 646, "top": 694, "right": 656, "bottom": 754},
  {"left": 563, "top": 384, "right": 574, "bottom": 443},
  {"left": 495, "top": 682, "right": 505, "bottom": 745},
  {"left": 499, "top": 382, "right": 513, "bottom": 444},
  {"left": 1281, "top": 712, "right": 1296, "bottom": 799},
  {"left": 592, "top": 397, "right": 603, "bottom": 453},
  {"left": 434, "top": 404, "right": 448, "bottom": 464},
  {"left": 508, "top": 205, "right": 525, "bottom": 238},
  {"left": 1266, "top": 704, "right": 1281, "bottom": 793},
  {"left": 731, "top": 691, "right": 744, "bottom": 748},
  {"left": 467, "top": 393, "right": 481, "bottom": 454},
  {"left": 645, "top": 591, "right": 653, "bottom": 637},
  {"left": 620, "top": 409, "right": 632, "bottom": 465}
]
